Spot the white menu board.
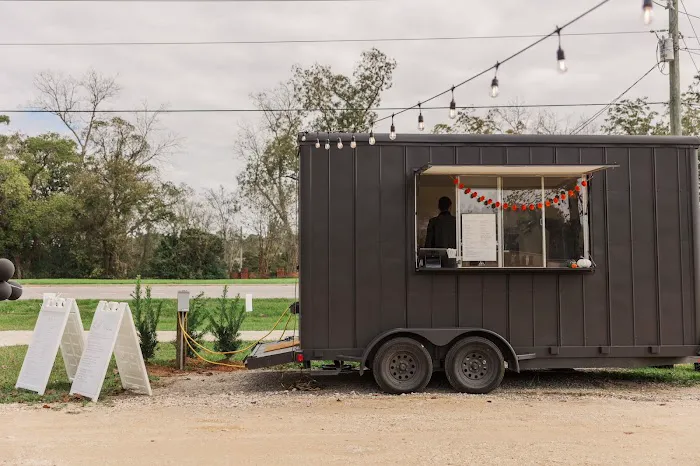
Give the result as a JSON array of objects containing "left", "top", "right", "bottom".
[
  {"left": 70, "top": 301, "right": 122, "bottom": 401},
  {"left": 70, "top": 301, "right": 151, "bottom": 402},
  {"left": 461, "top": 213, "right": 497, "bottom": 262},
  {"left": 15, "top": 300, "right": 70, "bottom": 395},
  {"left": 15, "top": 297, "right": 85, "bottom": 395}
]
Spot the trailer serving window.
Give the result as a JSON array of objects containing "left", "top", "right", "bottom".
[{"left": 415, "top": 164, "right": 612, "bottom": 270}]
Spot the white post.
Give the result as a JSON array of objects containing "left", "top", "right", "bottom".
[{"left": 245, "top": 293, "right": 253, "bottom": 313}]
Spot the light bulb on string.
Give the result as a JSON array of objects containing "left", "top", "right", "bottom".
[
  {"left": 490, "top": 62, "right": 500, "bottom": 98},
  {"left": 301, "top": 132, "right": 307, "bottom": 142},
  {"left": 324, "top": 133, "right": 330, "bottom": 150},
  {"left": 337, "top": 138, "right": 343, "bottom": 149},
  {"left": 643, "top": 0, "right": 653, "bottom": 25},
  {"left": 315, "top": 138, "right": 321, "bottom": 149},
  {"left": 449, "top": 87, "right": 457, "bottom": 119},
  {"left": 389, "top": 114, "right": 397, "bottom": 141},
  {"left": 417, "top": 103, "right": 425, "bottom": 131},
  {"left": 369, "top": 130, "right": 376, "bottom": 145},
  {"left": 556, "top": 28, "right": 568, "bottom": 73},
  {"left": 350, "top": 135, "right": 357, "bottom": 149}
]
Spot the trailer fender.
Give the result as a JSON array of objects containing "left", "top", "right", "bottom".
[{"left": 359, "top": 328, "right": 520, "bottom": 375}]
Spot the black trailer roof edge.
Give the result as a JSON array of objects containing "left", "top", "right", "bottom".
[{"left": 297, "top": 132, "right": 700, "bottom": 147}]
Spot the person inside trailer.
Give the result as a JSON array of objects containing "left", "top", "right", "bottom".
[{"left": 424, "top": 196, "right": 456, "bottom": 249}]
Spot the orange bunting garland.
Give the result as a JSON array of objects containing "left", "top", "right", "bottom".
[{"left": 457, "top": 179, "right": 587, "bottom": 212}]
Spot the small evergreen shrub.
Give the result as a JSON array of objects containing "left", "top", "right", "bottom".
[
  {"left": 208, "top": 286, "right": 246, "bottom": 356},
  {"left": 130, "top": 276, "right": 162, "bottom": 360}
]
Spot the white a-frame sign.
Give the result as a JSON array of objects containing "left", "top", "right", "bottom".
[
  {"left": 15, "top": 296, "right": 86, "bottom": 395},
  {"left": 70, "top": 301, "right": 152, "bottom": 401}
]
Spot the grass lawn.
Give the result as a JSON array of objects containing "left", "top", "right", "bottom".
[
  {"left": 0, "top": 298, "right": 297, "bottom": 332},
  {"left": 19, "top": 278, "right": 298, "bottom": 285},
  {"left": 0, "top": 342, "right": 256, "bottom": 404}
]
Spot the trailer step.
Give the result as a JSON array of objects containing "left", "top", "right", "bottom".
[
  {"left": 244, "top": 340, "right": 300, "bottom": 370},
  {"left": 264, "top": 339, "right": 300, "bottom": 353}
]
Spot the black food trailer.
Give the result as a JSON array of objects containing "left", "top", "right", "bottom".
[{"left": 245, "top": 133, "right": 700, "bottom": 394}]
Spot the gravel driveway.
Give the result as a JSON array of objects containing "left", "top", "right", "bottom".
[{"left": 2, "top": 370, "right": 700, "bottom": 465}]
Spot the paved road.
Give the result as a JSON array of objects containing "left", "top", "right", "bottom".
[
  {"left": 0, "top": 330, "right": 291, "bottom": 347},
  {"left": 20, "top": 284, "right": 298, "bottom": 300}
]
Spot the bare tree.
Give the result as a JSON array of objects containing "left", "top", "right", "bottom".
[
  {"left": 33, "top": 69, "right": 120, "bottom": 158},
  {"left": 205, "top": 185, "right": 241, "bottom": 275}
]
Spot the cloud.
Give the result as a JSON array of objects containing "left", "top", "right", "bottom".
[{"left": 0, "top": 0, "right": 694, "bottom": 191}]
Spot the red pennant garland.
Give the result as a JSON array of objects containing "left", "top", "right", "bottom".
[{"left": 454, "top": 177, "right": 588, "bottom": 213}]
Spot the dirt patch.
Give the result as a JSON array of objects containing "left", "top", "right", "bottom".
[{"left": 146, "top": 360, "right": 245, "bottom": 378}]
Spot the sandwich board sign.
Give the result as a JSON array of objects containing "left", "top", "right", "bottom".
[
  {"left": 15, "top": 296, "right": 85, "bottom": 395},
  {"left": 70, "top": 301, "right": 152, "bottom": 401}
]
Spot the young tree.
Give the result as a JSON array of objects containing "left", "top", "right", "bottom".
[
  {"left": 71, "top": 114, "right": 182, "bottom": 277},
  {"left": 292, "top": 47, "right": 397, "bottom": 132}
]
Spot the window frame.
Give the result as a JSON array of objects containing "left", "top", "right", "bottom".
[{"left": 414, "top": 171, "right": 591, "bottom": 270}]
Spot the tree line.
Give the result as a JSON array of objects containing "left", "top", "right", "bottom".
[{"left": 1, "top": 52, "right": 697, "bottom": 279}]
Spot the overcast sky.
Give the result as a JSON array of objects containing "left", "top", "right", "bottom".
[{"left": 0, "top": 0, "right": 698, "bottom": 192}]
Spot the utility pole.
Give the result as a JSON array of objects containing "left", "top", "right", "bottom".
[{"left": 669, "top": 0, "right": 682, "bottom": 135}]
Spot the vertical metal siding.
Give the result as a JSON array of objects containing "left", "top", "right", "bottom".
[
  {"left": 328, "top": 146, "right": 355, "bottom": 349},
  {"left": 581, "top": 147, "right": 610, "bottom": 347},
  {"left": 404, "top": 146, "right": 432, "bottom": 328},
  {"left": 300, "top": 140, "right": 699, "bottom": 357},
  {"left": 354, "top": 145, "right": 382, "bottom": 348},
  {"left": 656, "top": 148, "right": 685, "bottom": 345},
  {"left": 380, "top": 145, "right": 408, "bottom": 331}
]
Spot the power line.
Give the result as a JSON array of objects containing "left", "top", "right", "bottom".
[
  {"left": 373, "top": 0, "right": 613, "bottom": 125},
  {"left": 654, "top": 0, "right": 700, "bottom": 20},
  {"left": 572, "top": 63, "right": 659, "bottom": 135},
  {"left": 0, "top": 30, "right": 660, "bottom": 48},
  {"left": 680, "top": 0, "right": 700, "bottom": 54},
  {"left": 0, "top": 102, "right": 671, "bottom": 114}
]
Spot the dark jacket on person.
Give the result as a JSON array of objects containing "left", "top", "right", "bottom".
[{"left": 425, "top": 211, "right": 457, "bottom": 249}]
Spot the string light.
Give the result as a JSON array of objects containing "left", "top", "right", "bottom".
[
  {"left": 315, "top": 138, "right": 321, "bottom": 149},
  {"left": 417, "top": 103, "right": 425, "bottom": 131},
  {"left": 324, "top": 133, "right": 330, "bottom": 150},
  {"left": 556, "top": 28, "right": 568, "bottom": 73},
  {"left": 449, "top": 87, "right": 457, "bottom": 119},
  {"left": 350, "top": 135, "right": 357, "bottom": 149},
  {"left": 369, "top": 129, "right": 376, "bottom": 145},
  {"left": 490, "top": 63, "right": 500, "bottom": 98},
  {"left": 389, "top": 114, "right": 397, "bottom": 140},
  {"left": 643, "top": 0, "right": 653, "bottom": 25},
  {"left": 301, "top": 131, "right": 307, "bottom": 142},
  {"left": 371, "top": 0, "right": 613, "bottom": 136},
  {"left": 337, "top": 137, "right": 343, "bottom": 149}
]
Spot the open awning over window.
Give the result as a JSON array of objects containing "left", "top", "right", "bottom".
[{"left": 418, "top": 164, "right": 617, "bottom": 176}]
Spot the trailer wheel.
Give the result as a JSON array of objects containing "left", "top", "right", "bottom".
[
  {"left": 372, "top": 337, "right": 433, "bottom": 394},
  {"left": 445, "top": 336, "right": 505, "bottom": 394}
]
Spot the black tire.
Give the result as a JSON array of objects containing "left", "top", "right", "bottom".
[
  {"left": 372, "top": 337, "right": 433, "bottom": 394},
  {"left": 444, "top": 336, "right": 505, "bottom": 394}
]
